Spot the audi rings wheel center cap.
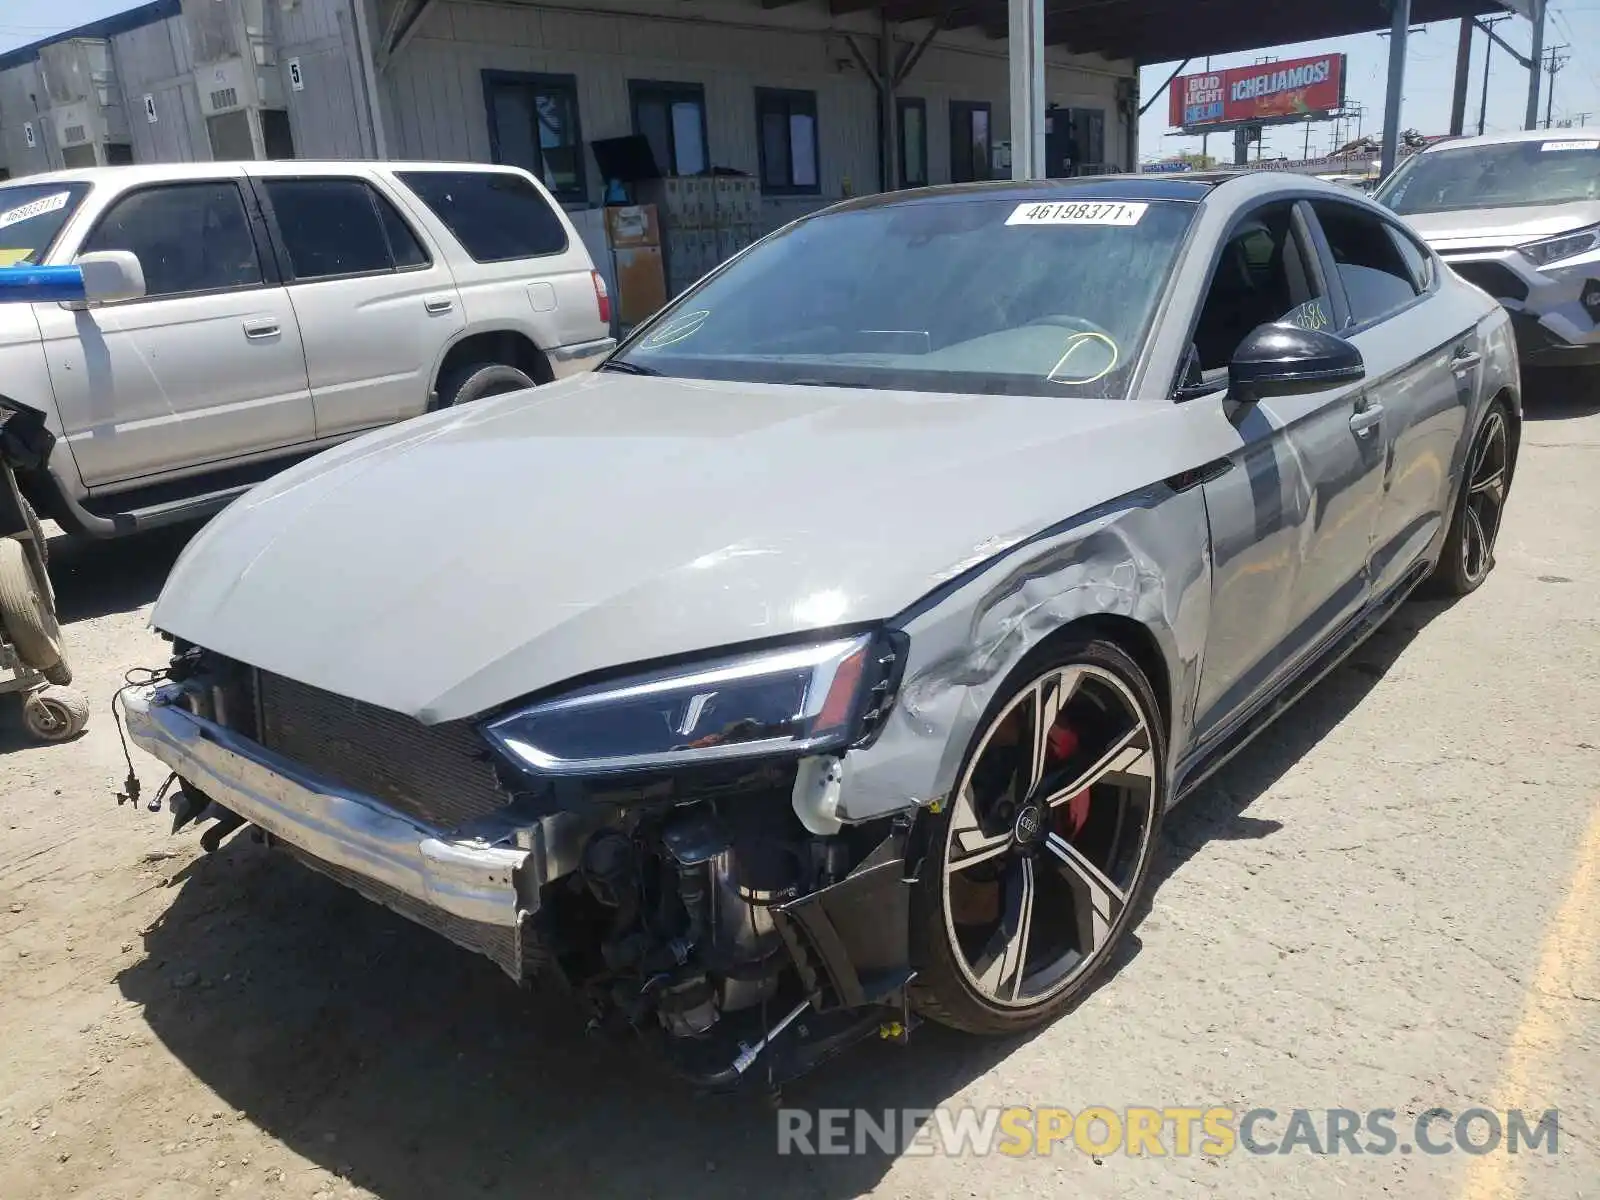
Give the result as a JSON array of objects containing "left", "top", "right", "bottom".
[{"left": 1013, "top": 805, "right": 1045, "bottom": 847}]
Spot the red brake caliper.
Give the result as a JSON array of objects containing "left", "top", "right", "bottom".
[{"left": 1047, "top": 721, "right": 1093, "bottom": 839}]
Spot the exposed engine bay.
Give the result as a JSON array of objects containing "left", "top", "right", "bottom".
[{"left": 131, "top": 643, "right": 922, "bottom": 1092}]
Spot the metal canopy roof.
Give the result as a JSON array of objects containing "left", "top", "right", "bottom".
[{"left": 817, "top": 0, "right": 1530, "bottom": 65}]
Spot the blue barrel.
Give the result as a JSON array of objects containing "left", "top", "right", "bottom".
[{"left": 0, "top": 265, "right": 86, "bottom": 303}]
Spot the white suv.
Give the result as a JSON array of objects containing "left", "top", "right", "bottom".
[{"left": 0, "top": 161, "right": 613, "bottom": 537}]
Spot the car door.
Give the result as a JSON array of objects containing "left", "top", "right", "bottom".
[
  {"left": 1308, "top": 199, "right": 1480, "bottom": 599},
  {"left": 1189, "top": 200, "right": 1386, "bottom": 745},
  {"left": 252, "top": 174, "right": 465, "bottom": 439},
  {"left": 35, "top": 176, "right": 315, "bottom": 490}
]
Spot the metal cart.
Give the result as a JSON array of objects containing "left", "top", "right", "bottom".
[{"left": 0, "top": 265, "right": 91, "bottom": 742}]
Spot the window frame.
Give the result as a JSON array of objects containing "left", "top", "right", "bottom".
[
  {"left": 628, "top": 79, "right": 710, "bottom": 178},
  {"left": 395, "top": 168, "right": 572, "bottom": 264},
  {"left": 949, "top": 100, "right": 992, "bottom": 184},
  {"left": 896, "top": 96, "right": 928, "bottom": 188},
  {"left": 481, "top": 69, "right": 588, "bottom": 206},
  {"left": 1306, "top": 198, "right": 1432, "bottom": 335},
  {"left": 77, "top": 179, "right": 276, "bottom": 304},
  {"left": 1171, "top": 198, "right": 1335, "bottom": 399},
  {"left": 252, "top": 175, "right": 434, "bottom": 285},
  {"left": 755, "top": 87, "right": 821, "bottom": 197},
  {"left": 1385, "top": 222, "right": 1438, "bottom": 295}
]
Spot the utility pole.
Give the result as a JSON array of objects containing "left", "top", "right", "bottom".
[
  {"left": 1449, "top": 17, "right": 1474, "bottom": 135},
  {"left": 1380, "top": 0, "right": 1412, "bottom": 178},
  {"left": 1526, "top": 0, "right": 1546, "bottom": 131},
  {"left": 1570, "top": 111, "right": 1594, "bottom": 128},
  {"left": 1477, "top": 13, "right": 1511, "bottom": 135},
  {"left": 1543, "top": 44, "right": 1570, "bottom": 129}
]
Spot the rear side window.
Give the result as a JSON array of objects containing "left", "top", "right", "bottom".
[
  {"left": 397, "top": 170, "right": 568, "bottom": 262},
  {"left": 82, "top": 181, "right": 262, "bottom": 298},
  {"left": 1311, "top": 201, "right": 1422, "bottom": 327},
  {"left": 263, "top": 178, "right": 431, "bottom": 280}
]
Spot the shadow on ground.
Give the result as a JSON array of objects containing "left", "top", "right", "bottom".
[
  {"left": 47, "top": 523, "right": 195, "bottom": 625},
  {"left": 1522, "top": 366, "right": 1600, "bottom": 421},
  {"left": 118, "top": 593, "right": 1455, "bottom": 1199}
]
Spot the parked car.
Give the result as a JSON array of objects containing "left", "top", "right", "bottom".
[
  {"left": 0, "top": 161, "right": 613, "bottom": 538},
  {"left": 1375, "top": 128, "right": 1600, "bottom": 369},
  {"left": 125, "top": 172, "right": 1518, "bottom": 1089}
]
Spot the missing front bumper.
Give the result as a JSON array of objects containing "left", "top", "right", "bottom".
[{"left": 124, "top": 684, "right": 593, "bottom": 976}]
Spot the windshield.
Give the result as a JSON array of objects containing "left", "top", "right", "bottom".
[
  {"left": 0, "top": 182, "right": 91, "bottom": 267},
  {"left": 611, "top": 196, "right": 1195, "bottom": 397},
  {"left": 1377, "top": 139, "right": 1600, "bottom": 214}
]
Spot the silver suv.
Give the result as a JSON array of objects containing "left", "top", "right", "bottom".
[
  {"left": 0, "top": 162, "right": 613, "bottom": 537},
  {"left": 1376, "top": 128, "right": 1600, "bottom": 368}
]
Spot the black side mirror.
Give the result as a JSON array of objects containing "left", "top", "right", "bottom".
[{"left": 1229, "top": 322, "right": 1365, "bottom": 402}]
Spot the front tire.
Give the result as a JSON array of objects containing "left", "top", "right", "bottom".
[
  {"left": 1427, "top": 402, "right": 1511, "bottom": 598},
  {"left": 909, "top": 637, "right": 1166, "bottom": 1035}
]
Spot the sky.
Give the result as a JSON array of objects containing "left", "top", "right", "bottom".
[{"left": 5, "top": 0, "right": 1600, "bottom": 165}]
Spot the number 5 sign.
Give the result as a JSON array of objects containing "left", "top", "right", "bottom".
[{"left": 288, "top": 58, "right": 304, "bottom": 91}]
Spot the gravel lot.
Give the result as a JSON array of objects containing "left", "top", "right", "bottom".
[{"left": 1, "top": 380, "right": 1596, "bottom": 1200}]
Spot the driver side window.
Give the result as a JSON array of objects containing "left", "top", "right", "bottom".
[{"left": 1190, "top": 202, "right": 1329, "bottom": 377}]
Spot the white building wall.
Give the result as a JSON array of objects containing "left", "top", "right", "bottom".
[
  {"left": 272, "top": 0, "right": 374, "bottom": 157},
  {"left": 378, "top": 0, "right": 1135, "bottom": 228},
  {"left": 110, "top": 16, "right": 208, "bottom": 162},
  {"left": 0, "top": 62, "right": 62, "bottom": 176}
]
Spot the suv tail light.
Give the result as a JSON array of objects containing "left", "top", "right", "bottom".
[{"left": 591, "top": 271, "right": 611, "bottom": 325}]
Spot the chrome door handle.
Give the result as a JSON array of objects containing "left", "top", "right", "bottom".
[
  {"left": 1451, "top": 350, "right": 1483, "bottom": 370},
  {"left": 1350, "top": 403, "right": 1385, "bottom": 437},
  {"left": 424, "top": 295, "right": 454, "bottom": 314},
  {"left": 243, "top": 320, "right": 280, "bottom": 340}
]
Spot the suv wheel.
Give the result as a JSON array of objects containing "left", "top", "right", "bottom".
[{"left": 436, "top": 363, "right": 536, "bottom": 408}]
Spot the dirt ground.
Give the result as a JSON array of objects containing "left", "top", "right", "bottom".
[{"left": 1, "top": 380, "right": 1597, "bottom": 1200}]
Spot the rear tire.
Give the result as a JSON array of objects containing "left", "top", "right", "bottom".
[
  {"left": 0, "top": 536, "right": 63, "bottom": 675},
  {"left": 908, "top": 636, "right": 1166, "bottom": 1036},
  {"left": 435, "top": 362, "right": 537, "bottom": 409},
  {"left": 1425, "top": 402, "right": 1511, "bottom": 598}
]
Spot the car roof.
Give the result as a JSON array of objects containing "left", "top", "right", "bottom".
[
  {"left": 819, "top": 170, "right": 1371, "bottom": 220},
  {"left": 0, "top": 160, "right": 532, "bottom": 190},
  {"left": 1412, "top": 127, "right": 1600, "bottom": 154}
]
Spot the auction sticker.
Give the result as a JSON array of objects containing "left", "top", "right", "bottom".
[
  {"left": 0, "top": 191, "right": 70, "bottom": 231},
  {"left": 1541, "top": 140, "right": 1600, "bottom": 152},
  {"left": 1007, "top": 201, "right": 1148, "bottom": 226}
]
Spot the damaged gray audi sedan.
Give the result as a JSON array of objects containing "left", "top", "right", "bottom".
[{"left": 126, "top": 172, "right": 1519, "bottom": 1089}]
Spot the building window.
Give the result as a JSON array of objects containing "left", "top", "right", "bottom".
[
  {"left": 755, "top": 88, "right": 820, "bottom": 196},
  {"left": 483, "top": 70, "right": 586, "bottom": 204},
  {"left": 630, "top": 81, "right": 708, "bottom": 177},
  {"left": 950, "top": 100, "right": 991, "bottom": 183},
  {"left": 897, "top": 97, "right": 927, "bottom": 188}
]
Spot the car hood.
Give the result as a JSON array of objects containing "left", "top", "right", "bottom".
[
  {"left": 1402, "top": 200, "right": 1600, "bottom": 253},
  {"left": 153, "top": 371, "right": 1190, "bottom": 723}
]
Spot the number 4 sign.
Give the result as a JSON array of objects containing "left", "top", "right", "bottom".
[{"left": 143, "top": 94, "right": 158, "bottom": 123}]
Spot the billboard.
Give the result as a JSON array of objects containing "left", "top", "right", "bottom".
[{"left": 1170, "top": 54, "right": 1347, "bottom": 130}]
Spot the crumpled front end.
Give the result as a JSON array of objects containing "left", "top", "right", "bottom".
[
  {"left": 126, "top": 647, "right": 922, "bottom": 1090},
  {"left": 123, "top": 672, "right": 597, "bottom": 981}
]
